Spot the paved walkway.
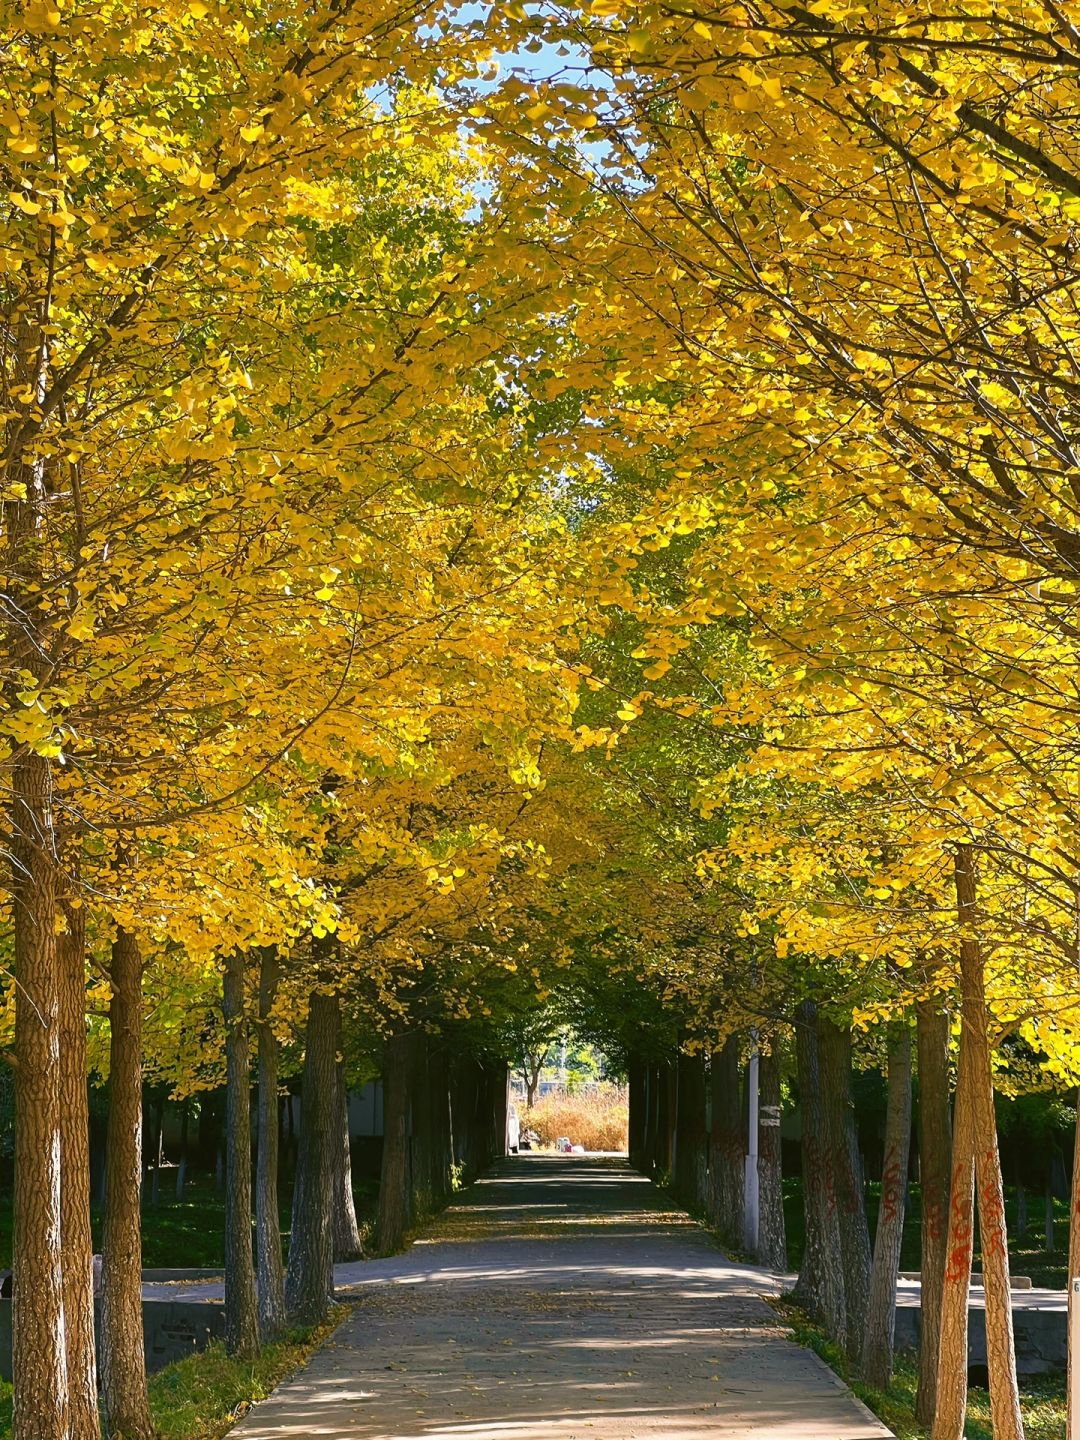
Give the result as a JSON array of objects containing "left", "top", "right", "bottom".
[{"left": 230, "top": 1154, "right": 892, "bottom": 1439}]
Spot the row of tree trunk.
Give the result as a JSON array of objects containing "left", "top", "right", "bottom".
[
  {"left": 626, "top": 1039, "right": 787, "bottom": 1271},
  {"left": 375, "top": 1034, "right": 508, "bottom": 1253},
  {"left": 626, "top": 937, "right": 1025, "bottom": 1440},
  {"left": 794, "top": 852, "right": 1026, "bottom": 1440},
  {"left": 19, "top": 917, "right": 511, "bottom": 1440}
]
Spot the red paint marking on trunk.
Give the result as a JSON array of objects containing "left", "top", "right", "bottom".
[
  {"left": 979, "top": 1153, "right": 1007, "bottom": 1262},
  {"left": 924, "top": 1195, "right": 944, "bottom": 1244},
  {"left": 944, "top": 1161, "right": 973, "bottom": 1285},
  {"left": 881, "top": 1145, "right": 903, "bottom": 1225}
]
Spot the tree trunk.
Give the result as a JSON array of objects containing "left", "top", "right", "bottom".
[
  {"left": 818, "top": 1013, "right": 872, "bottom": 1361},
  {"left": 932, "top": 981, "right": 976, "bottom": 1440},
  {"left": 757, "top": 1042, "right": 787, "bottom": 1270},
  {"left": 7, "top": 351, "right": 84, "bottom": 1440},
  {"left": 954, "top": 846, "right": 1024, "bottom": 1440},
  {"left": 1068, "top": 1087, "right": 1080, "bottom": 1437},
  {"left": 708, "top": 1035, "right": 744, "bottom": 1242},
  {"left": 333, "top": 1057, "right": 364, "bottom": 1262},
  {"left": 285, "top": 990, "right": 338, "bottom": 1325},
  {"left": 409, "top": 1038, "right": 434, "bottom": 1217},
  {"left": 10, "top": 748, "right": 71, "bottom": 1440},
  {"left": 376, "top": 1032, "right": 413, "bottom": 1253},
  {"left": 176, "top": 1100, "right": 189, "bottom": 1201},
  {"left": 223, "top": 951, "right": 258, "bottom": 1358},
  {"left": 674, "top": 1050, "right": 708, "bottom": 1210},
  {"left": 434, "top": 1045, "right": 456, "bottom": 1203},
  {"left": 643, "top": 1063, "right": 658, "bottom": 1174},
  {"left": 175, "top": 1100, "right": 190, "bottom": 1203},
  {"left": 58, "top": 885, "right": 100, "bottom": 1440},
  {"left": 792, "top": 1000, "right": 846, "bottom": 1346},
  {"left": 449, "top": 1056, "right": 477, "bottom": 1176},
  {"left": 147, "top": 1095, "right": 163, "bottom": 1208},
  {"left": 916, "top": 996, "right": 953, "bottom": 1427},
  {"left": 628, "top": 1058, "right": 646, "bottom": 1168},
  {"left": 421, "top": 1041, "right": 452, "bottom": 1207},
  {"left": 489, "top": 1061, "right": 510, "bottom": 1163},
  {"left": 101, "top": 927, "right": 154, "bottom": 1440},
  {"left": 860, "top": 1024, "right": 912, "bottom": 1388},
  {"left": 654, "top": 1059, "right": 676, "bottom": 1178},
  {"left": 256, "top": 949, "right": 285, "bottom": 1340}
]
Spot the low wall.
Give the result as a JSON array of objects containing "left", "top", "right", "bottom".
[
  {"left": 894, "top": 1301, "right": 1065, "bottom": 1375},
  {"left": 0, "top": 1297, "right": 226, "bottom": 1382}
]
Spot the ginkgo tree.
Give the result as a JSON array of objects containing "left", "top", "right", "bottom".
[{"left": 0, "top": 0, "right": 589, "bottom": 1430}]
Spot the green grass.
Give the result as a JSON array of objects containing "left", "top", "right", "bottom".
[
  {"left": 0, "top": 1311, "right": 347, "bottom": 1440},
  {"left": 0, "top": 1174, "right": 379, "bottom": 1271},
  {"left": 137, "top": 1176, "right": 377, "bottom": 1270},
  {"left": 775, "top": 1299, "right": 1066, "bottom": 1440}
]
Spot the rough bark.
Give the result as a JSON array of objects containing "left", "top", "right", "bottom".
[
  {"left": 520, "top": 1048, "right": 547, "bottom": 1111},
  {"left": 449, "top": 1056, "right": 479, "bottom": 1177},
  {"left": 655, "top": 1059, "right": 676, "bottom": 1179},
  {"left": 756, "top": 1042, "right": 787, "bottom": 1270},
  {"left": 10, "top": 749, "right": 70, "bottom": 1440},
  {"left": 953, "top": 847, "right": 1023, "bottom": 1440},
  {"left": 377, "top": 1033, "right": 412, "bottom": 1254},
  {"left": 931, "top": 988, "right": 976, "bottom": 1440},
  {"left": 707, "top": 1035, "right": 744, "bottom": 1242},
  {"left": 285, "top": 990, "right": 339, "bottom": 1325},
  {"left": 818, "top": 1013, "right": 872, "bottom": 1360},
  {"left": 674, "top": 1050, "right": 708, "bottom": 1211},
  {"left": 423, "top": 1043, "right": 453, "bottom": 1206},
  {"left": 627, "top": 1058, "right": 646, "bottom": 1168},
  {"left": 409, "top": 1037, "right": 434, "bottom": 1217},
  {"left": 643, "top": 1063, "right": 658, "bottom": 1174},
  {"left": 57, "top": 889, "right": 100, "bottom": 1440},
  {"left": 7, "top": 339, "right": 83, "bottom": 1440},
  {"left": 101, "top": 927, "right": 154, "bottom": 1440},
  {"left": 256, "top": 948, "right": 286, "bottom": 1341},
  {"left": 1068, "top": 1087, "right": 1080, "bottom": 1438},
  {"left": 792, "top": 1000, "right": 846, "bottom": 1345},
  {"left": 333, "top": 1056, "right": 364, "bottom": 1261},
  {"left": 223, "top": 950, "right": 258, "bottom": 1358},
  {"left": 916, "top": 996, "right": 953, "bottom": 1427},
  {"left": 860, "top": 1025, "right": 912, "bottom": 1388}
]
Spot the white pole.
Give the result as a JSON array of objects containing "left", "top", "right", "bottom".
[{"left": 744, "top": 1034, "right": 760, "bottom": 1256}]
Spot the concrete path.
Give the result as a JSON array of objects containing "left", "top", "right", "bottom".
[{"left": 228, "top": 1154, "right": 891, "bottom": 1439}]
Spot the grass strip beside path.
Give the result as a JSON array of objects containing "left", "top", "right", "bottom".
[
  {"left": 772, "top": 1299, "right": 1065, "bottom": 1440},
  {"left": 0, "top": 1307, "right": 349, "bottom": 1440}
]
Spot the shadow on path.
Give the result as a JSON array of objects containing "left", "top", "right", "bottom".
[{"left": 230, "top": 1154, "right": 892, "bottom": 1439}]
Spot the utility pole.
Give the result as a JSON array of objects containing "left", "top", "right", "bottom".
[{"left": 743, "top": 1033, "right": 760, "bottom": 1256}]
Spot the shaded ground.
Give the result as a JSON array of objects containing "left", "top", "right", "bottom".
[{"left": 229, "top": 1153, "right": 892, "bottom": 1439}]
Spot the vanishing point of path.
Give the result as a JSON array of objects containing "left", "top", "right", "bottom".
[{"left": 232, "top": 1154, "right": 893, "bottom": 1440}]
